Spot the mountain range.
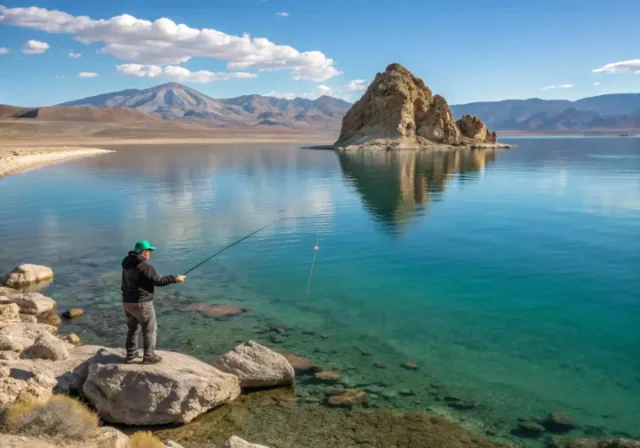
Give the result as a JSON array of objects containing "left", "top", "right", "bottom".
[
  {"left": 57, "top": 82, "right": 351, "bottom": 129},
  {"left": 43, "top": 83, "right": 640, "bottom": 132}
]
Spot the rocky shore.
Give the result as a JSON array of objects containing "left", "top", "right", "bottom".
[
  {"left": 334, "top": 63, "right": 513, "bottom": 151},
  {"left": 0, "top": 147, "right": 113, "bottom": 178},
  {"left": 1, "top": 264, "right": 637, "bottom": 448}
]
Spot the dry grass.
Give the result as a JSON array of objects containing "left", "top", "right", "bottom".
[
  {"left": 2, "top": 395, "right": 99, "bottom": 440},
  {"left": 129, "top": 431, "right": 167, "bottom": 448}
]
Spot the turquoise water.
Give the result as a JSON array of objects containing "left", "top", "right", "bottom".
[{"left": 1, "top": 139, "right": 639, "bottom": 445}]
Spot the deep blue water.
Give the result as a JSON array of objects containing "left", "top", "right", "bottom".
[{"left": 1, "top": 138, "right": 639, "bottom": 445}]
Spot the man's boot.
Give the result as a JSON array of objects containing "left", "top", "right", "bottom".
[
  {"left": 143, "top": 354, "right": 163, "bottom": 364},
  {"left": 125, "top": 351, "right": 140, "bottom": 363}
]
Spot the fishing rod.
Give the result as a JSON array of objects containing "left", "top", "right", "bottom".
[{"left": 182, "top": 219, "right": 281, "bottom": 275}]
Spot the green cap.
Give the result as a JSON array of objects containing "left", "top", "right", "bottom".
[{"left": 134, "top": 239, "right": 157, "bottom": 254}]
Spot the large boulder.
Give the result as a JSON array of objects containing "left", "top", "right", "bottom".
[
  {"left": 0, "top": 290, "right": 56, "bottom": 315},
  {"left": 0, "top": 302, "right": 20, "bottom": 323},
  {"left": 214, "top": 341, "right": 295, "bottom": 389},
  {"left": 81, "top": 349, "right": 241, "bottom": 425},
  {"left": 22, "top": 332, "right": 70, "bottom": 361},
  {"left": 1, "top": 264, "right": 53, "bottom": 288},
  {"left": 335, "top": 63, "right": 499, "bottom": 150},
  {"left": 222, "top": 436, "right": 271, "bottom": 448}
]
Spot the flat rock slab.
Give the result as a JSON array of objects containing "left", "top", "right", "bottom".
[
  {"left": 0, "top": 290, "right": 56, "bottom": 315},
  {"left": 215, "top": 341, "right": 295, "bottom": 389},
  {"left": 81, "top": 349, "right": 241, "bottom": 425},
  {"left": 1, "top": 264, "right": 53, "bottom": 288},
  {"left": 181, "top": 303, "right": 247, "bottom": 318}
]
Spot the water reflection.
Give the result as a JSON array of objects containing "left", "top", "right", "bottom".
[{"left": 338, "top": 148, "right": 497, "bottom": 230}]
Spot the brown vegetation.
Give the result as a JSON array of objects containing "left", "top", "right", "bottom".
[{"left": 129, "top": 431, "right": 167, "bottom": 448}]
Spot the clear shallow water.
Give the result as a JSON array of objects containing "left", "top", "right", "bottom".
[{"left": 1, "top": 139, "right": 639, "bottom": 445}]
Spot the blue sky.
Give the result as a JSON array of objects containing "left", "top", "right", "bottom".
[{"left": 0, "top": 0, "right": 639, "bottom": 107}]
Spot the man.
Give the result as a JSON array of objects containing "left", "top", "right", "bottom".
[{"left": 121, "top": 239, "right": 186, "bottom": 364}]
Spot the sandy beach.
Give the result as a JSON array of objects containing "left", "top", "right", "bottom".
[{"left": 0, "top": 147, "right": 114, "bottom": 178}]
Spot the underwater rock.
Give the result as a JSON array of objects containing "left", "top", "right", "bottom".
[
  {"left": 373, "top": 362, "right": 386, "bottom": 369},
  {"left": 314, "top": 370, "right": 342, "bottom": 383},
  {"left": 542, "top": 412, "right": 576, "bottom": 433},
  {"left": 321, "top": 333, "right": 330, "bottom": 339},
  {"left": 222, "top": 436, "right": 271, "bottom": 448},
  {"left": 215, "top": 341, "right": 295, "bottom": 389},
  {"left": 82, "top": 348, "right": 241, "bottom": 425},
  {"left": 568, "top": 439, "right": 640, "bottom": 448},
  {"left": 401, "top": 361, "right": 419, "bottom": 370},
  {"left": 325, "top": 389, "right": 366, "bottom": 408},
  {"left": 268, "top": 334, "right": 285, "bottom": 344},
  {"left": 361, "top": 350, "right": 372, "bottom": 356},
  {"left": 181, "top": 303, "right": 247, "bottom": 318},
  {"left": 280, "top": 353, "right": 317, "bottom": 374},
  {"left": 1, "top": 264, "right": 53, "bottom": 288},
  {"left": 62, "top": 308, "right": 84, "bottom": 319},
  {"left": 398, "top": 389, "right": 415, "bottom": 397},
  {"left": 444, "top": 396, "right": 478, "bottom": 410},
  {"left": 515, "top": 421, "right": 546, "bottom": 437}
]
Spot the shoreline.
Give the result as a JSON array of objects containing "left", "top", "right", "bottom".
[{"left": 0, "top": 147, "right": 114, "bottom": 179}]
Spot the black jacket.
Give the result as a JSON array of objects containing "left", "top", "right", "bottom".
[{"left": 121, "top": 252, "right": 176, "bottom": 303}]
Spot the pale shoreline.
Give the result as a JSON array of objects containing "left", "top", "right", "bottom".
[{"left": 0, "top": 147, "right": 114, "bottom": 178}]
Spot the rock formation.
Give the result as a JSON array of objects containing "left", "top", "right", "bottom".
[
  {"left": 335, "top": 63, "right": 506, "bottom": 150},
  {"left": 0, "top": 264, "right": 53, "bottom": 288}
]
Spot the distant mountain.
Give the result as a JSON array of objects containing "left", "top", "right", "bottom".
[
  {"left": 450, "top": 94, "right": 640, "bottom": 131},
  {"left": 0, "top": 104, "right": 158, "bottom": 123},
  {"left": 58, "top": 82, "right": 351, "bottom": 129}
]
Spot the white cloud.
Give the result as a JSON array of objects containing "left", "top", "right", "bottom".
[
  {"left": 0, "top": 47, "right": 9, "bottom": 54},
  {"left": 592, "top": 59, "right": 640, "bottom": 74},
  {"left": 68, "top": 52, "right": 81, "bottom": 58},
  {"left": 541, "top": 84, "right": 575, "bottom": 91},
  {"left": 0, "top": 5, "right": 340, "bottom": 81},
  {"left": 348, "top": 79, "right": 367, "bottom": 91},
  {"left": 54, "top": 74, "right": 66, "bottom": 79},
  {"left": 78, "top": 71, "right": 98, "bottom": 78},
  {"left": 276, "top": 12, "right": 289, "bottom": 17},
  {"left": 21, "top": 39, "right": 49, "bottom": 54},
  {"left": 264, "top": 91, "right": 296, "bottom": 99},
  {"left": 116, "top": 63, "right": 257, "bottom": 83},
  {"left": 593, "top": 82, "right": 601, "bottom": 86},
  {"left": 317, "top": 85, "right": 333, "bottom": 94}
]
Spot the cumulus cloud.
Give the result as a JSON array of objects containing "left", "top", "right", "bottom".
[
  {"left": 317, "top": 85, "right": 333, "bottom": 94},
  {"left": 0, "top": 5, "right": 340, "bottom": 81},
  {"left": 21, "top": 39, "right": 49, "bottom": 54},
  {"left": 592, "top": 59, "right": 640, "bottom": 74},
  {"left": 276, "top": 12, "right": 289, "bottom": 17},
  {"left": 264, "top": 91, "right": 296, "bottom": 99},
  {"left": 541, "top": 84, "right": 575, "bottom": 91},
  {"left": 348, "top": 79, "right": 367, "bottom": 91},
  {"left": 78, "top": 71, "right": 97, "bottom": 77},
  {"left": 68, "top": 52, "right": 81, "bottom": 58},
  {"left": 116, "top": 63, "right": 257, "bottom": 83},
  {"left": 0, "top": 47, "right": 9, "bottom": 54}
]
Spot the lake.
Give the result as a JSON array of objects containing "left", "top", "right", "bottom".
[{"left": 1, "top": 138, "right": 638, "bottom": 446}]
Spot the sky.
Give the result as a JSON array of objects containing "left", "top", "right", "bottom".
[{"left": 0, "top": 0, "right": 639, "bottom": 107}]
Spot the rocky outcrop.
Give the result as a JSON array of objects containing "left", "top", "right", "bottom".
[
  {"left": 1, "top": 264, "right": 53, "bottom": 288},
  {"left": 22, "top": 332, "right": 70, "bottom": 361},
  {"left": 335, "top": 63, "right": 506, "bottom": 151},
  {"left": 0, "top": 288, "right": 56, "bottom": 315},
  {"left": 214, "top": 341, "right": 295, "bottom": 389},
  {"left": 223, "top": 436, "right": 271, "bottom": 448},
  {"left": 0, "top": 303, "right": 20, "bottom": 323},
  {"left": 81, "top": 348, "right": 241, "bottom": 425}
]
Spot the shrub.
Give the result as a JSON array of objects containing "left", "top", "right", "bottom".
[
  {"left": 2, "top": 395, "right": 99, "bottom": 440},
  {"left": 129, "top": 431, "right": 167, "bottom": 448}
]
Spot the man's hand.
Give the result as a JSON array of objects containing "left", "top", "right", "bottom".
[{"left": 176, "top": 275, "right": 186, "bottom": 283}]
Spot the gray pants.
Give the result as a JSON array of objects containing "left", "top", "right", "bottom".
[{"left": 123, "top": 302, "right": 157, "bottom": 357}]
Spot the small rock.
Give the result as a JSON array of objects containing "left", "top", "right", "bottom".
[
  {"left": 21, "top": 332, "right": 69, "bottom": 361},
  {"left": 163, "top": 441, "right": 186, "bottom": 448},
  {"left": 542, "top": 412, "right": 576, "bottom": 433},
  {"left": 321, "top": 333, "right": 330, "bottom": 339},
  {"left": 19, "top": 314, "right": 37, "bottom": 324},
  {"left": 280, "top": 353, "right": 317, "bottom": 374},
  {"left": 63, "top": 333, "right": 81, "bottom": 345},
  {"left": 401, "top": 361, "right": 419, "bottom": 370},
  {"left": 568, "top": 439, "right": 640, "bottom": 448},
  {"left": 1, "top": 264, "right": 53, "bottom": 287},
  {"left": 222, "top": 436, "right": 270, "bottom": 448},
  {"left": 0, "top": 365, "right": 10, "bottom": 378},
  {"left": 300, "top": 396, "right": 320, "bottom": 404},
  {"left": 326, "top": 389, "right": 366, "bottom": 408},
  {"left": 38, "top": 311, "right": 61, "bottom": 327},
  {"left": 398, "top": 389, "right": 415, "bottom": 397},
  {"left": 62, "top": 308, "right": 84, "bottom": 319},
  {"left": 180, "top": 303, "right": 246, "bottom": 318},
  {"left": 0, "top": 302, "right": 20, "bottom": 323},
  {"left": 268, "top": 334, "right": 285, "bottom": 344},
  {"left": 274, "top": 328, "right": 286, "bottom": 334},
  {"left": 444, "top": 395, "right": 477, "bottom": 410},
  {"left": 0, "top": 292, "right": 56, "bottom": 315},
  {"left": 314, "top": 370, "right": 341, "bottom": 383},
  {"left": 0, "top": 351, "right": 19, "bottom": 360},
  {"left": 361, "top": 350, "right": 371, "bottom": 356},
  {"left": 516, "top": 421, "right": 546, "bottom": 437},
  {"left": 381, "top": 390, "right": 397, "bottom": 400},
  {"left": 373, "top": 362, "right": 386, "bottom": 369},
  {"left": 0, "top": 336, "right": 24, "bottom": 352}
]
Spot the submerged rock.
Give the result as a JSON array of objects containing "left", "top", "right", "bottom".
[
  {"left": 335, "top": 63, "right": 503, "bottom": 151},
  {"left": 222, "top": 436, "right": 270, "bottom": 448},
  {"left": 401, "top": 361, "right": 419, "bottom": 370},
  {"left": 81, "top": 348, "right": 241, "bottom": 425},
  {"left": 314, "top": 370, "right": 341, "bottom": 383},
  {"left": 215, "top": 341, "right": 295, "bottom": 389},
  {"left": 542, "top": 412, "right": 576, "bottom": 433},
  {"left": 181, "top": 303, "right": 247, "bottom": 318},
  {"left": 62, "top": 308, "right": 84, "bottom": 319},
  {"left": 1, "top": 264, "right": 53, "bottom": 288},
  {"left": 325, "top": 389, "right": 366, "bottom": 408},
  {"left": 568, "top": 439, "right": 640, "bottom": 448},
  {"left": 280, "top": 353, "right": 317, "bottom": 374},
  {"left": 515, "top": 421, "right": 546, "bottom": 437}
]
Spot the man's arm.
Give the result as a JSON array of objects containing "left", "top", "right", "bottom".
[{"left": 140, "top": 263, "right": 176, "bottom": 287}]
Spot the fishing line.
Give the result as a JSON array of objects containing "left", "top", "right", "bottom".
[{"left": 304, "top": 230, "right": 321, "bottom": 303}]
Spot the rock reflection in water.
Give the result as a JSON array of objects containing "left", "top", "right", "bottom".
[{"left": 338, "top": 148, "right": 497, "bottom": 230}]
